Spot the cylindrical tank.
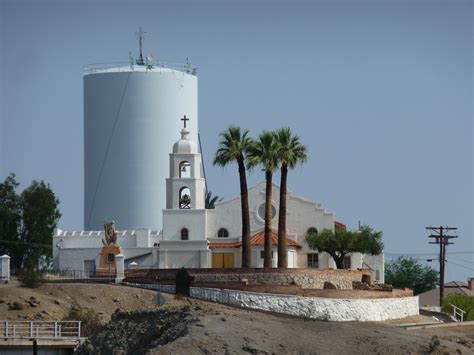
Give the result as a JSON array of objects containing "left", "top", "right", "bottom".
[{"left": 83, "top": 63, "right": 198, "bottom": 230}]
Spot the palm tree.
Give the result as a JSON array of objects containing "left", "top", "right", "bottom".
[
  {"left": 205, "top": 191, "right": 223, "bottom": 209},
  {"left": 247, "top": 131, "right": 279, "bottom": 268},
  {"left": 213, "top": 126, "right": 254, "bottom": 268},
  {"left": 275, "top": 127, "right": 308, "bottom": 268}
]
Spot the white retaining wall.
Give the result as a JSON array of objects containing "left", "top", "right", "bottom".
[{"left": 124, "top": 282, "right": 418, "bottom": 322}]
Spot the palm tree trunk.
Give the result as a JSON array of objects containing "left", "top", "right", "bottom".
[
  {"left": 238, "top": 158, "right": 251, "bottom": 268},
  {"left": 277, "top": 164, "right": 288, "bottom": 268},
  {"left": 264, "top": 170, "right": 273, "bottom": 268}
]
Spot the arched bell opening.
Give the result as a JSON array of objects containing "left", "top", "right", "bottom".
[
  {"left": 179, "top": 187, "right": 191, "bottom": 209},
  {"left": 179, "top": 161, "right": 191, "bottom": 178}
]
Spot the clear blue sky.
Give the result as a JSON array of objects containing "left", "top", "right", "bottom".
[{"left": 1, "top": 0, "right": 472, "bottom": 281}]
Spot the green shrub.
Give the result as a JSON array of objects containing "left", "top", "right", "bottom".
[
  {"left": 18, "top": 269, "right": 45, "bottom": 288},
  {"left": 441, "top": 293, "right": 474, "bottom": 321},
  {"left": 64, "top": 306, "right": 102, "bottom": 337}
]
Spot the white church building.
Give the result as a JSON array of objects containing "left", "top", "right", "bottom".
[{"left": 53, "top": 125, "right": 384, "bottom": 283}]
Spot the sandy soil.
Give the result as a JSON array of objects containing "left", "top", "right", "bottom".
[
  {"left": 154, "top": 295, "right": 472, "bottom": 355},
  {"left": 0, "top": 280, "right": 159, "bottom": 322},
  {"left": 1, "top": 281, "right": 472, "bottom": 354},
  {"left": 412, "top": 325, "right": 474, "bottom": 352}
]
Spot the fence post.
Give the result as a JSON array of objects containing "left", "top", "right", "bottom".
[
  {"left": 54, "top": 321, "right": 58, "bottom": 338},
  {"left": 29, "top": 321, "right": 33, "bottom": 338},
  {"left": 115, "top": 254, "right": 125, "bottom": 283},
  {"left": 0, "top": 255, "right": 10, "bottom": 282},
  {"left": 78, "top": 321, "right": 81, "bottom": 338},
  {"left": 4, "top": 321, "right": 8, "bottom": 337}
]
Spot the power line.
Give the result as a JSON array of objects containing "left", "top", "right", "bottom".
[{"left": 446, "top": 259, "right": 474, "bottom": 272}]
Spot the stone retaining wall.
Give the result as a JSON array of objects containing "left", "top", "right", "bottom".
[
  {"left": 124, "top": 282, "right": 419, "bottom": 322},
  {"left": 125, "top": 268, "right": 370, "bottom": 290}
]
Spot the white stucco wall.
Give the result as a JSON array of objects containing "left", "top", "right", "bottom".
[
  {"left": 125, "top": 283, "right": 418, "bottom": 322},
  {"left": 162, "top": 209, "right": 210, "bottom": 241},
  {"left": 189, "top": 287, "right": 418, "bottom": 321},
  {"left": 362, "top": 253, "right": 385, "bottom": 283},
  {"left": 211, "top": 182, "right": 339, "bottom": 269}
]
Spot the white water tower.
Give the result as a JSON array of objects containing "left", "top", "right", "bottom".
[{"left": 83, "top": 33, "right": 198, "bottom": 230}]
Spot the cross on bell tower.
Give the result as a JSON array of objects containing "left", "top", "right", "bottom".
[{"left": 181, "top": 115, "right": 189, "bottom": 129}]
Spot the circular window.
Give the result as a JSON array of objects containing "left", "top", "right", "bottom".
[
  {"left": 257, "top": 203, "right": 276, "bottom": 220},
  {"left": 307, "top": 227, "right": 318, "bottom": 236}
]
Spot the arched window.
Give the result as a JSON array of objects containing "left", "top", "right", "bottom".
[
  {"left": 217, "top": 228, "right": 229, "bottom": 238},
  {"left": 179, "top": 187, "right": 191, "bottom": 209},
  {"left": 307, "top": 227, "right": 318, "bottom": 236},
  {"left": 179, "top": 161, "right": 191, "bottom": 178},
  {"left": 181, "top": 228, "right": 189, "bottom": 240}
]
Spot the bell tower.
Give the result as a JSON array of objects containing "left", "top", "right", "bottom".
[
  {"left": 166, "top": 116, "right": 206, "bottom": 210},
  {"left": 160, "top": 115, "right": 211, "bottom": 268}
]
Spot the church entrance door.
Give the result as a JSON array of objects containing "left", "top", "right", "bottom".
[{"left": 212, "top": 253, "right": 234, "bottom": 268}]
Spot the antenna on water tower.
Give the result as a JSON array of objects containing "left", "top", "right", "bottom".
[{"left": 135, "top": 27, "right": 146, "bottom": 66}]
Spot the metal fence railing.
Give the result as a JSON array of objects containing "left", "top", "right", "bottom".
[
  {"left": 43, "top": 270, "right": 124, "bottom": 284},
  {"left": 0, "top": 321, "right": 82, "bottom": 340},
  {"left": 451, "top": 304, "right": 466, "bottom": 322}
]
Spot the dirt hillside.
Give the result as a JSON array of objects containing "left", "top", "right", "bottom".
[
  {"left": 1, "top": 281, "right": 472, "bottom": 354},
  {"left": 0, "top": 280, "right": 159, "bottom": 322}
]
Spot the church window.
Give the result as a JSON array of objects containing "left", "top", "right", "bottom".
[
  {"left": 257, "top": 203, "right": 276, "bottom": 220},
  {"left": 307, "top": 227, "right": 318, "bottom": 236},
  {"left": 217, "top": 228, "right": 229, "bottom": 238},
  {"left": 179, "top": 161, "right": 191, "bottom": 178},
  {"left": 260, "top": 250, "right": 273, "bottom": 259},
  {"left": 307, "top": 253, "right": 318, "bottom": 268},
  {"left": 181, "top": 228, "right": 189, "bottom": 240},
  {"left": 179, "top": 187, "right": 191, "bottom": 209},
  {"left": 343, "top": 255, "right": 351, "bottom": 269}
]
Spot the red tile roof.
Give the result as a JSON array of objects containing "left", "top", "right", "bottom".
[
  {"left": 334, "top": 221, "right": 347, "bottom": 230},
  {"left": 208, "top": 242, "right": 240, "bottom": 249},
  {"left": 208, "top": 229, "right": 303, "bottom": 249},
  {"left": 246, "top": 230, "right": 302, "bottom": 248}
]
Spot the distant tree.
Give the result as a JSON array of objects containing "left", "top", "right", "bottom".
[
  {"left": 385, "top": 256, "right": 438, "bottom": 295},
  {"left": 205, "top": 191, "right": 223, "bottom": 209},
  {"left": 0, "top": 174, "right": 61, "bottom": 270},
  {"left": 247, "top": 131, "right": 279, "bottom": 268},
  {"left": 213, "top": 126, "right": 254, "bottom": 268},
  {"left": 274, "top": 127, "right": 308, "bottom": 268},
  {"left": 0, "top": 174, "right": 21, "bottom": 267},
  {"left": 306, "top": 225, "right": 383, "bottom": 269}
]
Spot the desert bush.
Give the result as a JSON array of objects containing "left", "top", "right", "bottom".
[
  {"left": 18, "top": 269, "right": 45, "bottom": 288},
  {"left": 64, "top": 306, "right": 102, "bottom": 337},
  {"left": 441, "top": 293, "right": 474, "bottom": 321}
]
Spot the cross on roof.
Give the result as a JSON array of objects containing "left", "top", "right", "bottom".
[{"left": 181, "top": 115, "right": 189, "bottom": 129}]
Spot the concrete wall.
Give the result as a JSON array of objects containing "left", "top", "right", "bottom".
[
  {"left": 189, "top": 287, "right": 419, "bottom": 322},
  {"left": 124, "top": 282, "right": 418, "bottom": 322}
]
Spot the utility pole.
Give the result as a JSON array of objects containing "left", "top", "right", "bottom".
[{"left": 426, "top": 226, "right": 457, "bottom": 306}]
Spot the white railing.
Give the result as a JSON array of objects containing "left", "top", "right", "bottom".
[
  {"left": 451, "top": 304, "right": 466, "bottom": 322},
  {"left": 0, "top": 321, "right": 82, "bottom": 340},
  {"left": 83, "top": 61, "right": 198, "bottom": 76}
]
